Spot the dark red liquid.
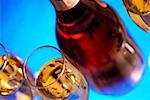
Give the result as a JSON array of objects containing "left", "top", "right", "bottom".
[{"left": 55, "top": 0, "right": 144, "bottom": 95}]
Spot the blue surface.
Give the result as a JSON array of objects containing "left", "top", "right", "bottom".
[{"left": 1, "top": 0, "right": 150, "bottom": 100}]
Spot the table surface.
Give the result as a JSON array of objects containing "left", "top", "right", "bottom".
[{"left": 1, "top": 0, "right": 150, "bottom": 100}]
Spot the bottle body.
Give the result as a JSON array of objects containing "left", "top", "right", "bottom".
[{"left": 53, "top": 0, "right": 145, "bottom": 95}]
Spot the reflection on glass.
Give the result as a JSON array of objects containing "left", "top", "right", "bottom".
[{"left": 23, "top": 46, "right": 88, "bottom": 100}]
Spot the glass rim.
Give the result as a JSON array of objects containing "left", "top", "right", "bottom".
[
  {"left": 23, "top": 45, "right": 66, "bottom": 89},
  {"left": 0, "top": 43, "right": 14, "bottom": 56},
  {"left": 0, "top": 43, "right": 8, "bottom": 55},
  {"left": 0, "top": 43, "right": 15, "bottom": 71}
]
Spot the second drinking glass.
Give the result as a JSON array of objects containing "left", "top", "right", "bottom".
[{"left": 23, "top": 46, "right": 88, "bottom": 100}]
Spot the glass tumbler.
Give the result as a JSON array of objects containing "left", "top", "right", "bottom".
[
  {"left": 0, "top": 43, "right": 33, "bottom": 100},
  {"left": 23, "top": 46, "right": 88, "bottom": 100}
]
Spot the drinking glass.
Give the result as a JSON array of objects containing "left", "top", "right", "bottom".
[
  {"left": 23, "top": 46, "right": 88, "bottom": 100},
  {"left": 0, "top": 43, "right": 33, "bottom": 100},
  {"left": 123, "top": 0, "right": 150, "bottom": 31}
]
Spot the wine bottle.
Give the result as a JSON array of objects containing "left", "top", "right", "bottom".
[
  {"left": 50, "top": 0, "right": 145, "bottom": 95},
  {"left": 123, "top": 0, "right": 150, "bottom": 32}
]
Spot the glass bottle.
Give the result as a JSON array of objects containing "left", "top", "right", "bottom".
[{"left": 50, "top": 0, "right": 145, "bottom": 95}]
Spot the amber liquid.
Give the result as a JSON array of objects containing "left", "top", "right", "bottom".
[
  {"left": 123, "top": 0, "right": 150, "bottom": 31},
  {"left": 55, "top": 0, "right": 144, "bottom": 95},
  {"left": 35, "top": 58, "right": 81, "bottom": 99},
  {"left": 0, "top": 55, "right": 24, "bottom": 96}
]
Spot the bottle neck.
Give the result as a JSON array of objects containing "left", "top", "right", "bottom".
[
  {"left": 51, "top": 0, "right": 80, "bottom": 11},
  {"left": 53, "top": 0, "right": 94, "bottom": 24}
]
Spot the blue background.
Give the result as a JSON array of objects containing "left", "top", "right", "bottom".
[{"left": 1, "top": 0, "right": 150, "bottom": 100}]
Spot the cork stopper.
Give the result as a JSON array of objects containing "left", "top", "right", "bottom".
[{"left": 51, "top": 0, "right": 80, "bottom": 11}]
